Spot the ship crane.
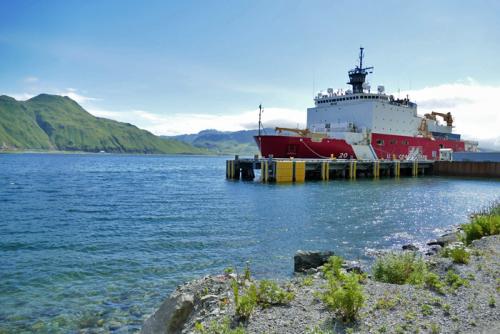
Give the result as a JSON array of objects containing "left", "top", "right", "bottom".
[
  {"left": 275, "top": 127, "right": 311, "bottom": 137},
  {"left": 418, "top": 118, "right": 433, "bottom": 139},
  {"left": 425, "top": 111, "right": 454, "bottom": 127}
]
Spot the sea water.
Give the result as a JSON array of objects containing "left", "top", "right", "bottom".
[{"left": 0, "top": 154, "right": 498, "bottom": 333}]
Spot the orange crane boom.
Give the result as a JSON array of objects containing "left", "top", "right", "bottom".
[
  {"left": 430, "top": 111, "right": 453, "bottom": 127},
  {"left": 275, "top": 127, "right": 311, "bottom": 137}
]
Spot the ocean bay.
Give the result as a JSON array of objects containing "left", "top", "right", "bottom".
[{"left": 0, "top": 154, "right": 499, "bottom": 332}]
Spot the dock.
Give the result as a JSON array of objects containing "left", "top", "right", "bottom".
[{"left": 226, "top": 156, "right": 433, "bottom": 182}]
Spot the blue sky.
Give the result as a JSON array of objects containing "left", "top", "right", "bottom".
[{"left": 1, "top": 0, "right": 499, "bottom": 143}]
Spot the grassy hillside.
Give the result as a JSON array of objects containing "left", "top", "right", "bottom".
[
  {"left": 0, "top": 96, "right": 53, "bottom": 149},
  {"left": 166, "top": 129, "right": 272, "bottom": 156},
  {"left": 0, "top": 94, "right": 207, "bottom": 154}
]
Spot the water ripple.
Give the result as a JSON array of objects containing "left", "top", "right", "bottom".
[{"left": 0, "top": 154, "right": 498, "bottom": 333}]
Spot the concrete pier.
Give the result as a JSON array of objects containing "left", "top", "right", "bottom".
[{"left": 226, "top": 157, "right": 432, "bottom": 182}]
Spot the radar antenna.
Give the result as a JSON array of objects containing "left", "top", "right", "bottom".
[{"left": 347, "top": 47, "right": 374, "bottom": 94}]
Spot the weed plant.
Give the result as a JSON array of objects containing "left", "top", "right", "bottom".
[
  {"left": 375, "top": 295, "right": 398, "bottom": 310},
  {"left": 441, "top": 246, "right": 470, "bottom": 264},
  {"left": 320, "top": 256, "right": 365, "bottom": 322},
  {"left": 424, "top": 272, "right": 446, "bottom": 294},
  {"left": 301, "top": 276, "right": 314, "bottom": 287},
  {"left": 194, "top": 317, "right": 246, "bottom": 334},
  {"left": 462, "top": 203, "right": 500, "bottom": 245},
  {"left": 421, "top": 304, "right": 433, "bottom": 316},
  {"left": 372, "top": 252, "right": 427, "bottom": 285},
  {"left": 231, "top": 280, "right": 257, "bottom": 320},
  {"left": 256, "top": 280, "right": 295, "bottom": 308},
  {"left": 305, "top": 325, "right": 336, "bottom": 334},
  {"left": 445, "top": 270, "right": 469, "bottom": 290}
]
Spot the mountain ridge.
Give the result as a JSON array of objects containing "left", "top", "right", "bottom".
[
  {"left": 164, "top": 128, "right": 274, "bottom": 156},
  {"left": 0, "top": 94, "right": 207, "bottom": 154}
]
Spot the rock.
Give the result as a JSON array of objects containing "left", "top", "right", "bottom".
[
  {"left": 200, "top": 294, "right": 218, "bottom": 303},
  {"left": 140, "top": 292, "right": 194, "bottom": 334},
  {"left": 425, "top": 245, "right": 442, "bottom": 256},
  {"left": 402, "top": 244, "right": 419, "bottom": 251},
  {"left": 342, "top": 260, "right": 364, "bottom": 274},
  {"left": 294, "top": 250, "right": 334, "bottom": 272},
  {"left": 427, "top": 232, "right": 459, "bottom": 247},
  {"left": 304, "top": 267, "right": 318, "bottom": 275},
  {"left": 431, "top": 245, "right": 442, "bottom": 253}
]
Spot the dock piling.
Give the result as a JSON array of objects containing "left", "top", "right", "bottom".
[{"left": 227, "top": 158, "right": 440, "bottom": 183}]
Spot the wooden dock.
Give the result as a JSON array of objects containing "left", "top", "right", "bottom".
[{"left": 226, "top": 156, "right": 433, "bottom": 182}]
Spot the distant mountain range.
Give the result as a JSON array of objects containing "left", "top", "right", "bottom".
[
  {"left": 164, "top": 128, "right": 274, "bottom": 156},
  {"left": 0, "top": 94, "right": 207, "bottom": 154}
]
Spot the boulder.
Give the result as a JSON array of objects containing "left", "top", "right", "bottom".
[
  {"left": 427, "top": 232, "right": 459, "bottom": 247},
  {"left": 294, "top": 250, "right": 334, "bottom": 272},
  {"left": 402, "top": 244, "right": 419, "bottom": 251},
  {"left": 140, "top": 292, "right": 194, "bottom": 334},
  {"left": 342, "top": 260, "right": 363, "bottom": 274},
  {"left": 425, "top": 245, "right": 442, "bottom": 256}
]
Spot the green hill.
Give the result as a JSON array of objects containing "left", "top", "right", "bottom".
[
  {"left": 164, "top": 129, "right": 273, "bottom": 156},
  {"left": 0, "top": 94, "right": 207, "bottom": 154}
]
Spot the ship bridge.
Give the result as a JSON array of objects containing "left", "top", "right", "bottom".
[{"left": 307, "top": 48, "right": 450, "bottom": 138}]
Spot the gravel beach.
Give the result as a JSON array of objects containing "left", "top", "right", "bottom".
[{"left": 142, "top": 234, "right": 499, "bottom": 334}]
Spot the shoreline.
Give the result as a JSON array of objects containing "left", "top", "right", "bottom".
[
  {"left": 0, "top": 149, "right": 222, "bottom": 156},
  {"left": 141, "top": 218, "right": 499, "bottom": 333}
]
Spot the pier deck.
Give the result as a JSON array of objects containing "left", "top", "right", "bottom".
[{"left": 226, "top": 157, "right": 433, "bottom": 182}]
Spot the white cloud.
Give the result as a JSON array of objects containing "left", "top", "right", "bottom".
[
  {"left": 398, "top": 80, "right": 499, "bottom": 141},
  {"left": 24, "top": 76, "right": 39, "bottom": 83},
  {"left": 4, "top": 88, "right": 98, "bottom": 104},
  {"left": 89, "top": 107, "right": 305, "bottom": 136},
  {"left": 5, "top": 80, "right": 499, "bottom": 150},
  {"left": 57, "top": 89, "right": 98, "bottom": 104},
  {"left": 8, "top": 92, "right": 36, "bottom": 100}
]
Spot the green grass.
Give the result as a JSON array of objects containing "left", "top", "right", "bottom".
[
  {"left": 372, "top": 252, "right": 427, "bottom": 285},
  {"left": 194, "top": 317, "right": 246, "bottom": 334},
  {"left": 441, "top": 246, "right": 470, "bottom": 264},
  {"left": 445, "top": 270, "right": 469, "bottom": 290},
  {"left": 256, "top": 280, "right": 295, "bottom": 308},
  {"left": 301, "top": 276, "right": 314, "bottom": 287},
  {"left": 0, "top": 94, "right": 207, "bottom": 154},
  {"left": 231, "top": 280, "right": 257, "bottom": 320},
  {"left": 424, "top": 272, "right": 446, "bottom": 294},
  {"left": 231, "top": 274, "right": 294, "bottom": 320},
  {"left": 421, "top": 304, "right": 433, "bottom": 316},
  {"left": 305, "top": 325, "right": 336, "bottom": 334},
  {"left": 320, "top": 256, "right": 365, "bottom": 322},
  {"left": 374, "top": 295, "right": 399, "bottom": 310},
  {"left": 462, "top": 203, "right": 500, "bottom": 245},
  {"left": 489, "top": 295, "right": 496, "bottom": 308}
]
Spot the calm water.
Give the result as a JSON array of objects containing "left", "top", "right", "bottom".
[{"left": 0, "top": 154, "right": 499, "bottom": 333}]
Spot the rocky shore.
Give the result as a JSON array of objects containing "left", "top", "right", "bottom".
[{"left": 141, "top": 230, "right": 499, "bottom": 334}]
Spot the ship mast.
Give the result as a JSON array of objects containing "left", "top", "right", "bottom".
[
  {"left": 258, "top": 104, "right": 263, "bottom": 136},
  {"left": 347, "top": 47, "right": 374, "bottom": 94}
]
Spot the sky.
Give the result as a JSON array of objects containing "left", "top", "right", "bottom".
[{"left": 1, "top": 0, "right": 499, "bottom": 147}]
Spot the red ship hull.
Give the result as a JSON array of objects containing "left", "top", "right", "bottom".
[{"left": 254, "top": 133, "right": 465, "bottom": 160}]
